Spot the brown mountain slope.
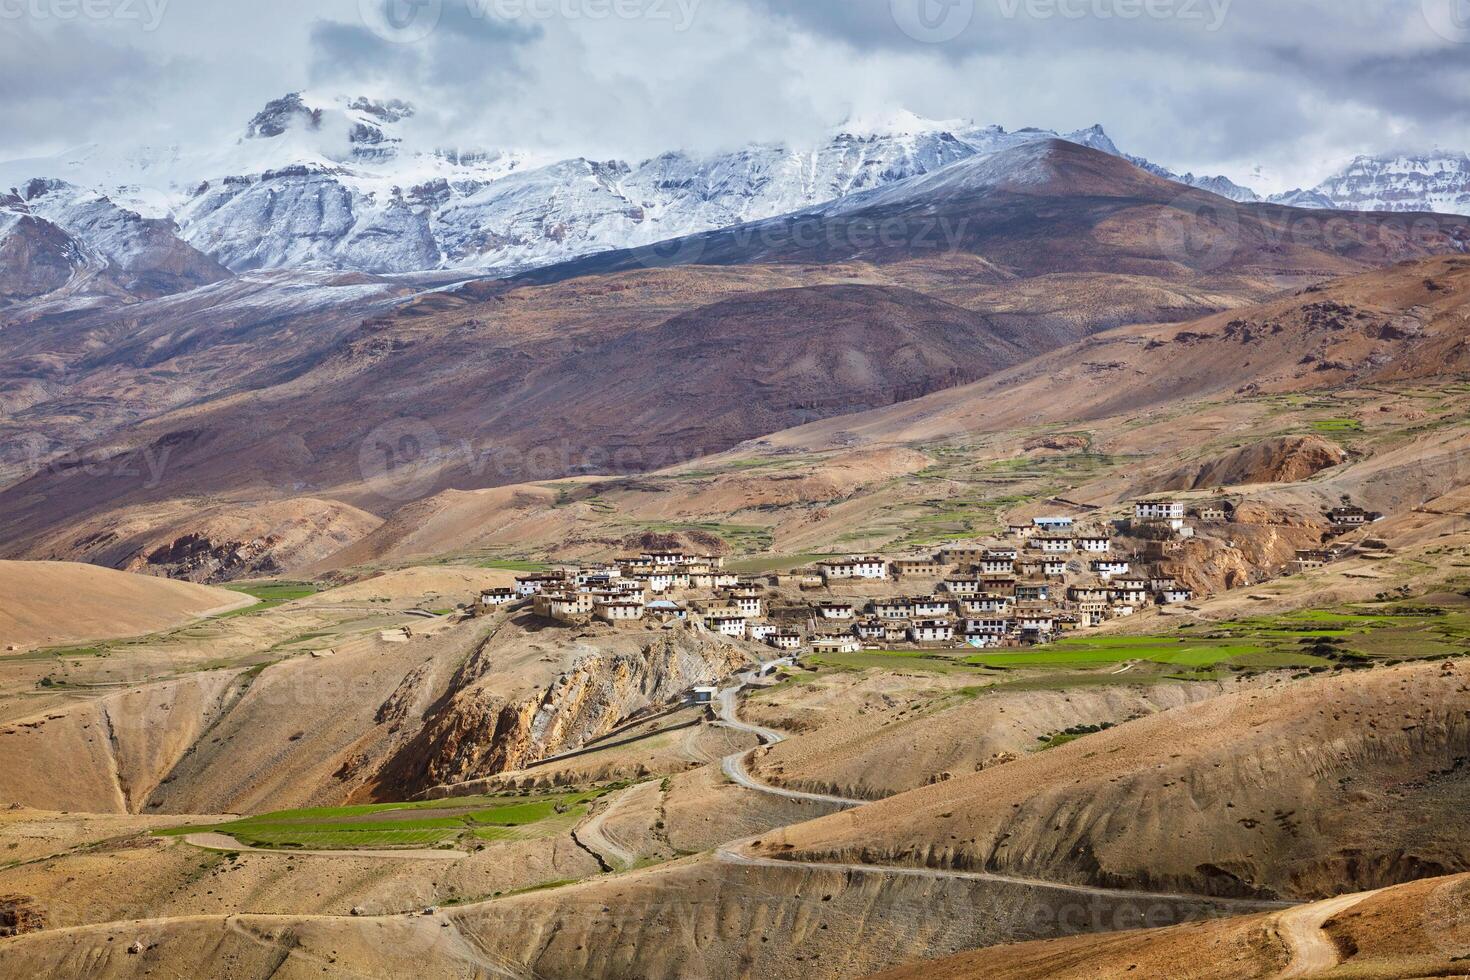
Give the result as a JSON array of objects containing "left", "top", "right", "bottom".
[
  {"left": 0, "top": 560, "right": 252, "bottom": 652},
  {"left": 757, "top": 660, "right": 1470, "bottom": 901},
  {"left": 762, "top": 253, "right": 1470, "bottom": 453},
  {"left": 519, "top": 140, "right": 1469, "bottom": 286},
  {"left": 2, "top": 147, "right": 1466, "bottom": 577},
  {"left": 871, "top": 871, "right": 1470, "bottom": 980}
]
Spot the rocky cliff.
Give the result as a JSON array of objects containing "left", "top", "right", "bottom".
[{"left": 372, "top": 626, "right": 752, "bottom": 797}]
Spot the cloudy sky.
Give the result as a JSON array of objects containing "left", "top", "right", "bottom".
[{"left": 3, "top": 0, "right": 1469, "bottom": 192}]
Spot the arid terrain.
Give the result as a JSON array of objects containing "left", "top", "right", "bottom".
[{"left": 5, "top": 143, "right": 1470, "bottom": 980}]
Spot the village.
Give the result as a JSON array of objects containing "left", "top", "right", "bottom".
[{"left": 471, "top": 497, "right": 1379, "bottom": 654}]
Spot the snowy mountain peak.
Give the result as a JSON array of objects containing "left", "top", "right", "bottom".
[
  {"left": 834, "top": 109, "right": 971, "bottom": 139},
  {"left": 244, "top": 93, "right": 323, "bottom": 140}
]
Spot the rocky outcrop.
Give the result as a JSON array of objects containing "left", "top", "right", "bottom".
[
  {"left": 1138, "top": 435, "right": 1347, "bottom": 493},
  {"left": 373, "top": 628, "right": 752, "bottom": 797}
]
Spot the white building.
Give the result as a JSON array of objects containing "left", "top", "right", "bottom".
[
  {"left": 811, "top": 635, "right": 861, "bottom": 654},
  {"left": 912, "top": 597, "right": 954, "bottom": 617},
  {"left": 1091, "top": 560, "right": 1131, "bottom": 580},
  {"left": 818, "top": 603, "right": 856, "bottom": 620},
  {"left": 1135, "top": 499, "right": 1187, "bottom": 531},
  {"left": 1160, "top": 588, "right": 1193, "bottom": 604},
  {"left": 1076, "top": 536, "right": 1111, "bottom": 553},
  {"left": 820, "top": 557, "right": 889, "bottom": 581},
  {"left": 708, "top": 616, "right": 748, "bottom": 638},
  {"left": 479, "top": 588, "right": 515, "bottom": 606},
  {"left": 1035, "top": 536, "right": 1075, "bottom": 554},
  {"left": 909, "top": 620, "right": 956, "bottom": 644},
  {"left": 595, "top": 599, "right": 644, "bottom": 622},
  {"left": 748, "top": 623, "right": 779, "bottom": 642},
  {"left": 871, "top": 599, "right": 915, "bottom": 620}
]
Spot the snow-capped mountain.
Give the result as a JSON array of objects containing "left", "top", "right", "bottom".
[
  {"left": 1266, "top": 187, "right": 1337, "bottom": 209},
  {"left": 0, "top": 180, "right": 227, "bottom": 306},
  {"left": 8, "top": 92, "right": 1469, "bottom": 281},
  {"left": 1124, "top": 154, "right": 1262, "bottom": 202},
  {"left": 0, "top": 94, "right": 1173, "bottom": 277},
  {"left": 1311, "top": 153, "right": 1470, "bottom": 214}
]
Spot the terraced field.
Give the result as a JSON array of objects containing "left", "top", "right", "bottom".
[
  {"left": 806, "top": 598, "right": 1470, "bottom": 681},
  {"left": 159, "top": 790, "right": 609, "bottom": 850}
]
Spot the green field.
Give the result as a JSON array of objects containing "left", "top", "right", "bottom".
[
  {"left": 1309, "top": 418, "right": 1364, "bottom": 433},
  {"left": 160, "top": 790, "right": 607, "bottom": 851},
  {"left": 218, "top": 581, "right": 321, "bottom": 617},
  {"left": 807, "top": 599, "right": 1470, "bottom": 680},
  {"left": 476, "top": 558, "right": 554, "bottom": 573}
]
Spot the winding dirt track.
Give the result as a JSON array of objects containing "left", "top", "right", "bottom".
[
  {"left": 1272, "top": 890, "right": 1376, "bottom": 977},
  {"left": 183, "top": 832, "right": 466, "bottom": 861},
  {"left": 711, "top": 666, "right": 1294, "bottom": 915},
  {"left": 573, "top": 785, "right": 641, "bottom": 870},
  {"left": 714, "top": 672, "right": 867, "bottom": 808}
]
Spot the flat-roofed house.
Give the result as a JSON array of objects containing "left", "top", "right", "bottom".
[
  {"left": 981, "top": 575, "right": 1017, "bottom": 596},
  {"left": 595, "top": 598, "right": 645, "bottom": 623},
  {"left": 1015, "top": 583, "right": 1050, "bottom": 602},
  {"left": 768, "top": 631, "right": 802, "bottom": 651},
  {"left": 516, "top": 573, "right": 567, "bottom": 597},
  {"left": 871, "top": 598, "right": 916, "bottom": 620},
  {"left": 942, "top": 577, "right": 982, "bottom": 596},
  {"left": 912, "top": 596, "right": 954, "bottom": 617},
  {"left": 938, "top": 545, "right": 988, "bottom": 565},
  {"left": 820, "top": 557, "right": 889, "bottom": 582},
  {"left": 818, "top": 602, "right": 856, "bottom": 620},
  {"left": 707, "top": 615, "right": 747, "bottom": 638},
  {"left": 1033, "top": 535, "right": 1075, "bottom": 554},
  {"left": 855, "top": 619, "right": 887, "bottom": 641},
  {"left": 479, "top": 588, "right": 515, "bottom": 608},
  {"left": 1160, "top": 588, "right": 1193, "bottom": 604},
  {"left": 961, "top": 594, "right": 1013, "bottom": 615},
  {"left": 978, "top": 557, "right": 1016, "bottom": 575},
  {"left": 810, "top": 635, "right": 861, "bottom": 654},
  {"left": 966, "top": 617, "right": 1011, "bottom": 636},
  {"left": 893, "top": 558, "right": 947, "bottom": 579},
  {"left": 1076, "top": 535, "right": 1111, "bottom": 553},
  {"left": 1091, "top": 559, "right": 1131, "bottom": 580},
  {"left": 909, "top": 620, "right": 955, "bottom": 644},
  {"left": 729, "top": 594, "right": 765, "bottom": 618},
  {"left": 748, "top": 623, "right": 778, "bottom": 642},
  {"left": 1134, "top": 499, "right": 1186, "bottom": 531}
]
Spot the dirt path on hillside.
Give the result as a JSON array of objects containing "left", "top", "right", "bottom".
[
  {"left": 1273, "top": 890, "right": 1377, "bottom": 977},
  {"left": 714, "top": 671, "right": 867, "bottom": 808},
  {"left": 183, "top": 832, "right": 467, "bottom": 861},
  {"left": 573, "top": 785, "right": 642, "bottom": 870}
]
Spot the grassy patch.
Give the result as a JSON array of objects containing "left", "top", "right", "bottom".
[
  {"left": 217, "top": 581, "right": 321, "bottom": 617},
  {"left": 1309, "top": 418, "right": 1364, "bottom": 433},
  {"left": 160, "top": 790, "right": 606, "bottom": 851},
  {"left": 476, "top": 559, "right": 553, "bottom": 573}
]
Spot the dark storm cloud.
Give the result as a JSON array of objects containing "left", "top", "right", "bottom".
[
  {"left": 3, "top": 0, "right": 1470, "bottom": 190},
  {"left": 308, "top": 1, "right": 542, "bottom": 88}
]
